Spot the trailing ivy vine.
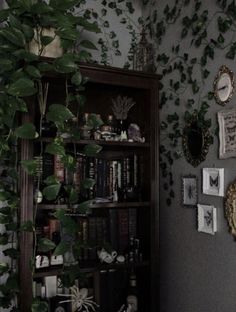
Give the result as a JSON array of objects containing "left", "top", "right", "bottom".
[{"left": 139, "top": 0, "right": 236, "bottom": 205}]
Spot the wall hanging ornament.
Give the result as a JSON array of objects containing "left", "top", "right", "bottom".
[{"left": 133, "top": 28, "right": 154, "bottom": 73}]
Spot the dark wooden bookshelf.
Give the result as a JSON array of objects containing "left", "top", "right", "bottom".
[{"left": 19, "top": 63, "right": 159, "bottom": 312}]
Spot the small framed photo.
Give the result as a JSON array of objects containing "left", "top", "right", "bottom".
[
  {"left": 182, "top": 175, "right": 198, "bottom": 207},
  {"left": 218, "top": 109, "right": 236, "bottom": 159},
  {"left": 197, "top": 204, "right": 217, "bottom": 235},
  {"left": 202, "top": 168, "right": 224, "bottom": 197}
]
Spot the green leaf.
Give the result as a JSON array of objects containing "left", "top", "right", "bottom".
[
  {"left": 0, "top": 263, "right": 9, "bottom": 275},
  {"left": 43, "top": 175, "right": 59, "bottom": 185},
  {"left": 38, "top": 238, "right": 56, "bottom": 253},
  {"left": 3, "top": 248, "right": 19, "bottom": 259},
  {"left": 71, "top": 71, "right": 83, "bottom": 86},
  {"left": 46, "top": 104, "right": 74, "bottom": 123},
  {"left": 15, "top": 123, "right": 37, "bottom": 139},
  {"left": 77, "top": 17, "right": 101, "bottom": 33},
  {"left": 45, "top": 142, "right": 65, "bottom": 156},
  {"left": 81, "top": 178, "right": 95, "bottom": 189},
  {"left": 42, "top": 184, "right": 61, "bottom": 201},
  {"left": 0, "top": 27, "right": 25, "bottom": 47},
  {"left": 83, "top": 144, "right": 102, "bottom": 157},
  {"left": 5, "top": 273, "right": 19, "bottom": 292},
  {"left": 79, "top": 40, "right": 97, "bottom": 50},
  {"left": 54, "top": 54, "right": 78, "bottom": 73},
  {"left": 38, "top": 62, "right": 54, "bottom": 72},
  {"left": 20, "top": 220, "right": 34, "bottom": 232},
  {"left": 25, "top": 65, "right": 41, "bottom": 79},
  {"left": 78, "top": 200, "right": 93, "bottom": 214},
  {"left": 7, "top": 78, "right": 37, "bottom": 97},
  {"left": 53, "top": 241, "right": 71, "bottom": 256},
  {"left": 31, "top": 299, "right": 49, "bottom": 312},
  {"left": 68, "top": 187, "right": 78, "bottom": 204},
  {"left": 0, "top": 233, "right": 9, "bottom": 245},
  {"left": 40, "top": 35, "right": 55, "bottom": 47},
  {"left": 21, "top": 159, "right": 38, "bottom": 175}
]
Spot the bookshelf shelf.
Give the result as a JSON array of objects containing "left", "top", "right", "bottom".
[
  {"left": 37, "top": 201, "right": 150, "bottom": 210},
  {"left": 39, "top": 137, "right": 150, "bottom": 148},
  {"left": 34, "top": 260, "right": 150, "bottom": 278}
]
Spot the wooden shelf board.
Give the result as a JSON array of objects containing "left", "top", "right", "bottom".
[
  {"left": 33, "top": 260, "right": 150, "bottom": 278},
  {"left": 38, "top": 137, "right": 150, "bottom": 148},
  {"left": 37, "top": 201, "right": 150, "bottom": 210}
]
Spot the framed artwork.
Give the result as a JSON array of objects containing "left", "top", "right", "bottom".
[
  {"left": 197, "top": 204, "right": 217, "bottom": 235},
  {"left": 182, "top": 175, "right": 198, "bottom": 207},
  {"left": 202, "top": 168, "right": 224, "bottom": 197},
  {"left": 218, "top": 109, "right": 236, "bottom": 158}
]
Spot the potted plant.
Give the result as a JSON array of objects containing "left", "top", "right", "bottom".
[{"left": 0, "top": 0, "right": 102, "bottom": 311}]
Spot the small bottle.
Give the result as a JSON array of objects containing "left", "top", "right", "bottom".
[
  {"left": 126, "top": 270, "right": 138, "bottom": 312},
  {"left": 80, "top": 113, "right": 91, "bottom": 140}
]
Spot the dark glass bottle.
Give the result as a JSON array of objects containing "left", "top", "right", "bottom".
[{"left": 126, "top": 270, "right": 138, "bottom": 312}]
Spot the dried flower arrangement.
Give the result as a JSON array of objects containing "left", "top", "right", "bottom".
[{"left": 111, "top": 95, "right": 135, "bottom": 120}]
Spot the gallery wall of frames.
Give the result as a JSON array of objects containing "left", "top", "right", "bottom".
[{"left": 182, "top": 64, "right": 236, "bottom": 238}]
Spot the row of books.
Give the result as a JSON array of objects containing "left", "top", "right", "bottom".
[
  {"left": 36, "top": 207, "right": 138, "bottom": 265},
  {"left": 37, "top": 153, "right": 143, "bottom": 203}
]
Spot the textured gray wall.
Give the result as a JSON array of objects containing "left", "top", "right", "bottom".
[{"left": 143, "top": 1, "right": 236, "bottom": 312}]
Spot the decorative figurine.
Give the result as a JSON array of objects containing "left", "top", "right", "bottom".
[
  {"left": 59, "top": 285, "right": 99, "bottom": 312},
  {"left": 97, "top": 248, "right": 117, "bottom": 264},
  {"left": 128, "top": 123, "right": 145, "bottom": 143},
  {"left": 111, "top": 95, "right": 135, "bottom": 138}
]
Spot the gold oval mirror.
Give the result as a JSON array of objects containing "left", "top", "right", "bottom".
[
  {"left": 182, "top": 113, "right": 212, "bottom": 167},
  {"left": 225, "top": 180, "right": 236, "bottom": 238}
]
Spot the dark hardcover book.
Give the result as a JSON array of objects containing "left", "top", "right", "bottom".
[
  {"left": 128, "top": 208, "right": 137, "bottom": 239},
  {"left": 96, "top": 217, "right": 104, "bottom": 249},
  {"left": 88, "top": 216, "right": 97, "bottom": 261},
  {"left": 118, "top": 209, "right": 129, "bottom": 254},
  {"left": 96, "top": 158, "right": 104, "bottom": 198},
  {"left": 82, "top": 217, "right": 89, "bottom": 261},
  {"left": 54, "top": 155, "right": 64, "bottom": 183},
  {"left": 99, "top": 270, "right": 109, "bottom": 312},
  {"left": 109, "top": 209, "right": 118, "bottom": 251},
  {"left": 42, "top": 154, "right": 54, "bottom": 181}
]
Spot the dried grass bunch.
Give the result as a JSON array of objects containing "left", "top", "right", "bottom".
[{"left": 111, "top": 95, "right": 135, "bottom": 120}]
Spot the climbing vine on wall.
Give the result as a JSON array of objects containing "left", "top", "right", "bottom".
[{"left": 142, "top": 0, "right": 236, "bottom": 205}]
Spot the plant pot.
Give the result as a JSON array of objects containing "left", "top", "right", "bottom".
[{"left": 29, "top": 27, "right": 63, "bottom": 58}]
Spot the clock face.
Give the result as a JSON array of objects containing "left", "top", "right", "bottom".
[{"left": 214, "top": 65, "right": 234, "bottom": 105}]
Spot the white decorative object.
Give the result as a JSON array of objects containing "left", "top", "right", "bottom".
[
  {"left": 202, "top": 168, "right": 224, "bottom": 197},
  {"left": 35, "top": 255, "right": 49, "bottom": 268},
  {"left": 59, "top": 285, "right": 99, "bottom": 312},
  {"left": 182, "top": 175, "right": 198, "bottom": 207},
  {"left": 218, "top": 109, "right": 236, "bottom": 158},
  {"left": 97, "top": 248, "right": 117, "bottom": 264},
  {"left": 197, "top": 204, "right": 217, "bottom": 235},
  {"left": 29, "top": 27, "right": 63, "bottom": 58}
]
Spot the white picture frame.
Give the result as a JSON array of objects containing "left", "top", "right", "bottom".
[
  {"left": 202, "top": 168, "right": 224, "bottom": 197},
  {"left": 197, "top": 204, "right": 217, "bottom": 235},
  {"left": 218, "top": 109, "right": 236, "bottom": 159},
  {"left": 182, "top": 175, "right": 198, "bottom": 207}
]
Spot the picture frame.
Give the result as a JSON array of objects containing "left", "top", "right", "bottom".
[
  {"left": 202, "top": 168, "right": 224, "bottom": 197},
  {"left": 218, "top": 109, "right": 236, "bottom": 159},
  {"left": 197, "top": 204, "right": 217, "bottom": 235},
  {"left": 182, "top": 175, "right": 198, "bottom": 207}
]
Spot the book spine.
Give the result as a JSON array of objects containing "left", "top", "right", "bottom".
[
  {"left": 118, "top": 209, "right": 129, "bottom": 255},
  {"left": 88, "top": 217, "right": 97, "bottom": 261},
  {"left": 54, "top": 155, "right": 64, "bottom": 183}
]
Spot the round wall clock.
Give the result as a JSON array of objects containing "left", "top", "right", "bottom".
[{"left": 214, "top": 65, "right": 235, "bottom": 105}]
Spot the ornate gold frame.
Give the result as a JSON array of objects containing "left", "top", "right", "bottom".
[
  {"left": 182, "top": 114, "right": 212, "bottom": 167},
  {"left": 213, "top": 65, "right": 235, "bottom": 106},
  {"left": 225, "top": 180, "right": 236, "bottom": 238}
]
